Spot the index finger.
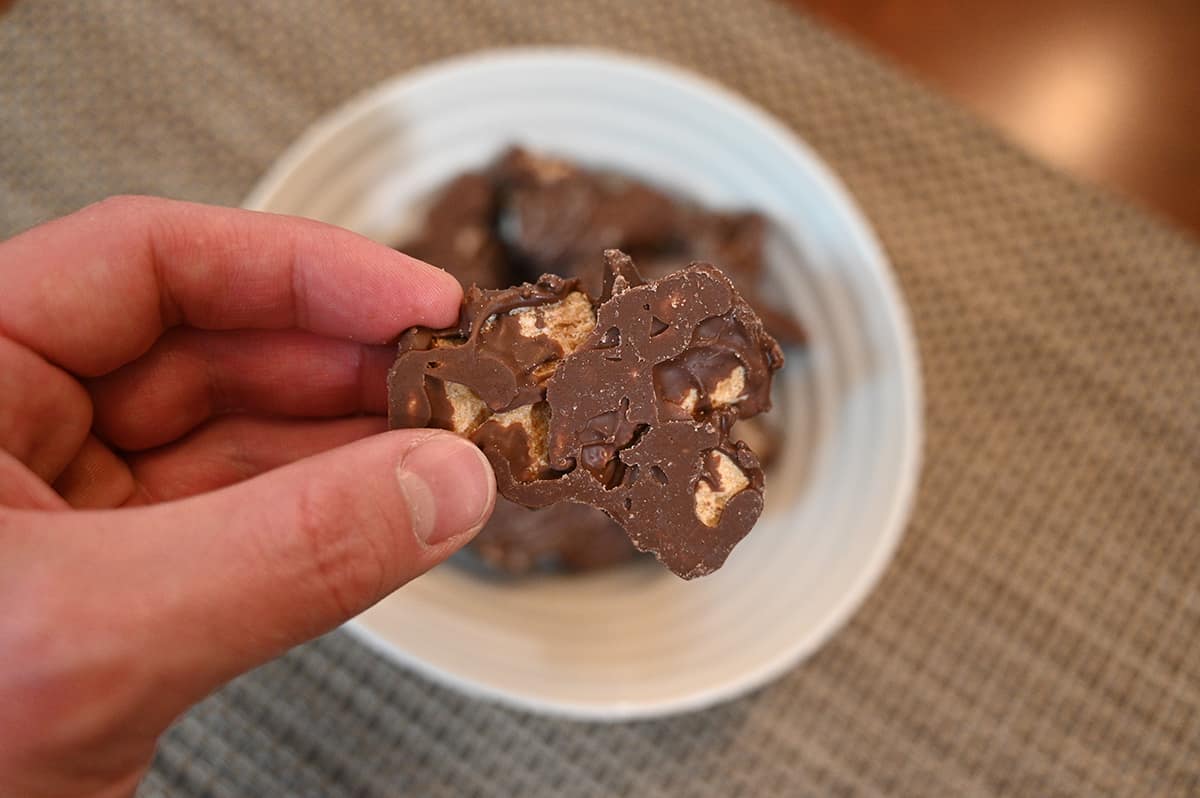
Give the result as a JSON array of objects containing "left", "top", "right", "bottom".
[{"left": 0, "top": 196, "right": 462, "bottom": 376}]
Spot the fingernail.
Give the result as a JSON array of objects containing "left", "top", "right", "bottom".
[{"left": 396, "top": 434, "right": 495, "bottom": 546}]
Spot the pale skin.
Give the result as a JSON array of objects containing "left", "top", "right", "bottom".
[{"left": 0, "top": 197, "right": 497, "bottom": 798}]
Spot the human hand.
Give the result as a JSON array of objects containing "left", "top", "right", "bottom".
[{"left": 0, "top": 197, "right": 496, "bottom": 798}]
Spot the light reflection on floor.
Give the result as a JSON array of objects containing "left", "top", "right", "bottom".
[{"left": 795, "top": 0, "right": 1200, "bottom": 237}]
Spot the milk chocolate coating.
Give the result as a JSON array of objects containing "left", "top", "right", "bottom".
[
  {"left": 491, "top": 148, "right": 805, "bottom": 344},
  {"left": 388, "top": 250, "right": 784, "bottom": 579},
  {"left": 390, "top": 274, "right": 583, "bottom": 424},
  {"left": 492, "top": 148, "right": 684, "bottom": 282},
  {"left": 398, "top": 147, "right": 805, "bottom": 345},
  {"left": 394, "top": 147, "right": 802, "bottom": 574},
  {"left": 403, "top": 173, "right": 511, "bottom": 291},
  {"left": 469, "top": 499, "right": 639, "bottom": 574}
]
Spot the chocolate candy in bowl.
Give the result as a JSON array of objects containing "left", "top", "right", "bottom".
[{"left": 244, "top": 49, "right": 921, "bottom": 719}]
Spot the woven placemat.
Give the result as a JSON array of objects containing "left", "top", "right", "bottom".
[{"left": 3, "top": 1, "right": 1198, "bottom": 795}]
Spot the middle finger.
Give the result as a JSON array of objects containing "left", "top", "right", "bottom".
[{"left": 88, "top": 329, "right": 394, "bottom": 451}]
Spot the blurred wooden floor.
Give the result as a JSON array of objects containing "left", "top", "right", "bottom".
[{"left": 793, "top": 0, "right": 1200, "bottom": 237}]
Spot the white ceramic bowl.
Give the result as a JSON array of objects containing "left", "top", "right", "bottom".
[{"left": 245, "top": 48, "right": 922, "bottom": 720}]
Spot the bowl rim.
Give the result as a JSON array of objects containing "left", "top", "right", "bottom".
[{"left": 245, "top": 46, "right": 924, "bottom": 721}]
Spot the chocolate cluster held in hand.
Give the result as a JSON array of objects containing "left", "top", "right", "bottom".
[
  {"left": 388, "top": 250, "right": 784, "bottom": 579},
  {"left": 398, "top": 147, "right": 803, "bottom": 575}
]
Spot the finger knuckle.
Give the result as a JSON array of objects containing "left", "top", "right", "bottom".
[
  {"left": 0, "top": 571, "right": 131, "bottom": 761},
  {"left": 290, "top": 477, "right": 393, "bottom": 618}
]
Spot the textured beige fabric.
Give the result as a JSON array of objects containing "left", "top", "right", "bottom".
[{"left": 3, "top": 1, "right": 1198, "bottom": 796}]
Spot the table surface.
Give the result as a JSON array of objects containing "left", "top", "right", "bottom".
[{"left": 2, "top": 2, "right": 1198, "bottom": 796}]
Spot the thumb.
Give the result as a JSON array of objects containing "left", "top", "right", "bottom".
[
  {"left": 0, "top": 429, "right": 492, "bottom": 793},
  {"left": 144, "top": 428, "right": 494, "bottom": 679},
  {"left": 10, "top": 429, "right": 494, "bottom": 715}
]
